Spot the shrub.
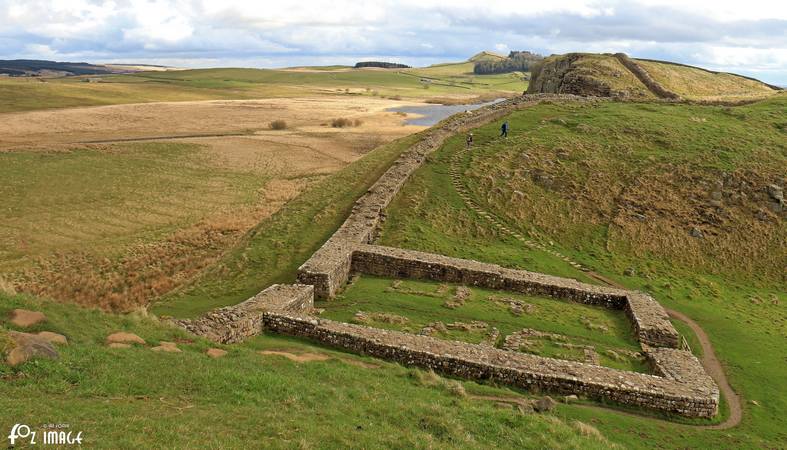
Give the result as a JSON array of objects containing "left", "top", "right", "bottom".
[
  {"left": 331, "top": 117, "right": 353, "bottom": 128},
  {"left": 353, "top": 119, "right": 363, "bottom": 127},
  {"left": 269, "top": 120, "right": 287, "bottom": 130}
]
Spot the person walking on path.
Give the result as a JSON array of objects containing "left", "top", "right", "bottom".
[
  {"left": 500, "top": 121, "right": 509, "bottom": 138},
  {"left": 466, "top": 132, "right": 473, "bottom": 149}
]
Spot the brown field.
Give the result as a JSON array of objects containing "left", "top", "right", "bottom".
[{"left": 0, "top": 96, "right": 425, "bottom": 310}]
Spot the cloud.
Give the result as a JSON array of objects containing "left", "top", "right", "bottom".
[{"left": 0, "top": 0, "right": 785, "bottom": 84}]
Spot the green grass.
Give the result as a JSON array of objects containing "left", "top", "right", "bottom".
[
  {"left": 0, "top": 66, "right": 525, "bottom": 114},
  {"left": 376, "top": 95, "right": 787, "bottom": 448},
  {"left": 319, "top": 276, "right": 647, "bottom": 372},
  {"left": 0, "top": 291, "right": 622, "bottom": 449},
  {"left": 152, "top": 133, "right": 425, "bottom": 318},
  {"left": 0, "top": 142, "right": 261, "bottom": 266}
]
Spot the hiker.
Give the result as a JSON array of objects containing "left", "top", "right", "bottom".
[
  {"left": 466, "top": 132, "right": 473, "bottom": 149},
  {"left": 500, "top": 121, "right": 509, "bottom": 138}
]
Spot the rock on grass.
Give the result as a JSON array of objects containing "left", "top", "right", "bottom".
[
  {"left": 5, "top": 331, "right": 58, "bottom": 366},
  {"left": 9, "top": 309, "right": 47, "bottom": 328}
]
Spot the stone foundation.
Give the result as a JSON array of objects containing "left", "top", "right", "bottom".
[
  {"left": 175, "top": 94, "right": 716, "bottom": 418},
  {"left": 263, "top": 312, "right": 719, "bottom": 418}
]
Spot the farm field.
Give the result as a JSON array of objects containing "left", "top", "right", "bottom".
[{"left": 0, "top": 64, "right": 525, "bottom": 114}]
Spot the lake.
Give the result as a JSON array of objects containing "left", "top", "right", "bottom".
[{"left": 387, "top": 98, "right": 506, "bottom": 126}]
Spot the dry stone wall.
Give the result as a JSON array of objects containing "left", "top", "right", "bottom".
[
  {"left": 176, "top": 93, "right": 716, "bottom": 418},
  {"left": 352, "top": 244, "right": 628, "bottom": 308},
  {"left": 296, "top": 95, "right": 582, "bottom": 299},
  {"left": 614, "top": 53, "right": 681, "bottom": 100},
  {"left": 174, "top": 284, "right": 313, "bottom": 344},
  {"left": 263, "top": 312, "right": 719, "bottom": 418}
]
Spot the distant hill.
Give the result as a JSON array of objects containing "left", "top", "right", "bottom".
[
  {"left": 468, "top": 51, "right": 507, "bottom": 62},
  {"left": 0, "top": 59, "right": 178, "bottom": 77},
  {"left": 354, "top": 61, "right": 411, "bottom": 69},
  {"left": 527, "top": 53, "right": 780, "bottom": 101},
  {"left": 0, "top": 59, "right": 114, "bottom": 76}
]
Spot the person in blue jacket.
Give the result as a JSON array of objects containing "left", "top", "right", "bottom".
[{"left": 500, "top": 121, "right": 509, "bottom": 138}]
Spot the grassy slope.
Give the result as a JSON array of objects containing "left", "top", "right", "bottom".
[
  {"left": 0, "top": 142, "right": 276, "bottom": 311},
  {"left": 535, "top": 53, "right": 777, "bottom": 101},
  {"left": 377, "top": 96, "right": 787, "bottom": 448},
  {"left": 0, "top": 65, "right": 525, "bottom": 114},
  {"left": 636, "top": 59, "right": 777, "bottom": 100},
  {"left": 0, "top": 292, "right": 618, "bottom": 449},
  {"left": 151, "top": 133, "right": 423, "bottom": 318},
  {"left": 0, "top": 142, "right": 261, "bottom": 265}
]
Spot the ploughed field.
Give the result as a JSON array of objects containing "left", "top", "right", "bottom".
[{"left": 318, "top": 276, "right": 649, "bottom": 372}]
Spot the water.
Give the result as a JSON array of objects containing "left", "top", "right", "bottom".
[{"left": 387, "top": 98, "right": 506, "bottom": 126}]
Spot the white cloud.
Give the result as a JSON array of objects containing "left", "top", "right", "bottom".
[{"left": 0, "top": 0, "right": 785, "bottom": 84}]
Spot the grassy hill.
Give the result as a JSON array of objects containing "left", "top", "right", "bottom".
[
  {"left": 634, "top": 59, "right": 778, "bottom": 100},
  {"left": 4, "top": 94, "right": 784, "bottom": 448},
  {"left": 0, "top": 62, "right": 526, "bottom": 114},
  {"left": 376, "top": 94, "right": 786, "bottom": 448},
  {"left": 528, "top": 53, "right": 779, "bottom": 101},
  {"left": 0, "top": 291, "right": 618, "bottom": 449}
]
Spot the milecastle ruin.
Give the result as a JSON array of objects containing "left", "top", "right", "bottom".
[{"left": 176, "top": 95, "right": 720, "bottom": 418}]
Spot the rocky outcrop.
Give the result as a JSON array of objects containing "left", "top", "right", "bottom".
[
  {"left": 527, "top": 54, "right": 616, "bottom": 97},
  {"left": 9, "top": 309, "right": 47, "bottom": 328}
]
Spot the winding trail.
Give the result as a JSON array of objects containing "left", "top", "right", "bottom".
[{"left": 449, "top": 140, "right": 743, "bottom": 429}]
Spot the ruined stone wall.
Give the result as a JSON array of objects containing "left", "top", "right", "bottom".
[
  {"left": 614, "top": 53, "right": 681, "bottom": 100},
  {"left": 352, "top": 244, "right": 679, "bottom": 348},
  {"left": 625, "top": 292, "right": 680, "bottom": 348},
  {"left": 352, "top": 244, "right": 628, "bottom": 308},
  {"left": 296, "top": 95, "right": 564, "bottom": 299},
  {"left": 263, "top": 312, "right": 719, "bottom": 418},
  {"left": 174, "top": 284, "right": 314, "bottom": 344}
]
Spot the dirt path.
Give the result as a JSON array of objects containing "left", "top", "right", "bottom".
[
  {"left": 664, "top": 308, "right": 743, "bottom": 429},
  {"left": 583, "top": 272, "right": 743, "bottom": 429},
  {"left": 450, "top": 141, "right": 743, "bottom": 429}
]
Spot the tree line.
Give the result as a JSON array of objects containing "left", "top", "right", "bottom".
[{"left": 355, "top": 61, "right": 411, "bottom": 69}]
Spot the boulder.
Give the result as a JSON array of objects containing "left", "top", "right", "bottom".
[
  {"left": 108, "top": 343, "right": 132, "bottom": 349},
  {"left": 106, "top": 332, "right": 146, "bottom": 346},
  {"left": 534, "top": 396, "right": 557, "bottom": 413},
  {"left": 37, "top": 331, "right": 68, "bottom": 345},
  {"left": 9, "top": 309, "right": 47, "bottom": 328},
  {"left": 206, "top": 348, "right": 227, "bottom": 358},
  {"left": 151, "top": 341, "right": 181, "bottom": 353},
  {"left": 6, "top": 331, "right": 58, "bottom": 366}
]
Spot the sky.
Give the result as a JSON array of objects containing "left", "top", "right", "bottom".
[{"left": 1, "top": 0, "right": 786, "bottom": 84}]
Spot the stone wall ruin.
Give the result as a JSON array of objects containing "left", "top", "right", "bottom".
[{"left": 175, "top": 95, "right": 718, "bottom": 418}]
